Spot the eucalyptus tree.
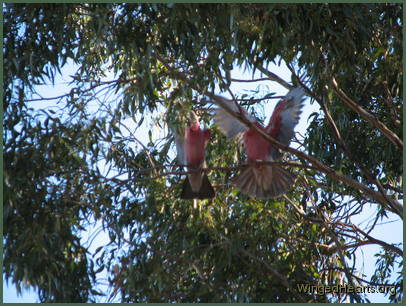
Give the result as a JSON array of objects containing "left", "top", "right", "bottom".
[{"left": 3, "top": 3, "right": 402, "bottom": 302}]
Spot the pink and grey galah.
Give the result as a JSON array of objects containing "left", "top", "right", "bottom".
[
  {"left": 175, "top": 114, "right": 215, "bottom": 199},
  {"left": 214, "top": 87, "right": 305, "bottom": 199}
]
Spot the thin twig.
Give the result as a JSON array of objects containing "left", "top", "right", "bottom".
[
  {"left": 350, "top": 224, "right": 403, "bottom": 257},
  {"left": 251, "top": 64, "right": 294, "bottom": 90},
  {"left": 230, "top": 77, "right": 272, "bottom": 83}
]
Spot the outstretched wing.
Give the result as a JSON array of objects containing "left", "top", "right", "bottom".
[
  {"left": 266, "top": 87, "right": 305, "bottom": 158},
  {"left": 214, "top": 96, "right": 257, "bottom": 140},
  {"left": 173, "top": 128, "right": 186, "bottom": 166}
]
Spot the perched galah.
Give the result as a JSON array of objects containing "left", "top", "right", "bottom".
[
  {"left": 175, "top": 115, "right": 215, "bottom": 199},
  {"left": 214, "top": 87, "right": 305, "bottom": 199}
]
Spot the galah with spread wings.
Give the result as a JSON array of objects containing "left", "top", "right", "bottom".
[
  {"left": 214, "top": 87, "right": 305, "bottom": 199},
  {"left": 175, "top": 114, "right": 215, "bottom": 199}
]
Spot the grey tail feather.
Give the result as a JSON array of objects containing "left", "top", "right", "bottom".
[
  {"left": 180, "top": 174, "right": 215, "bottom": 200},
  {"left": 234, "top": 164, "right": 295, "bottom": 199}
]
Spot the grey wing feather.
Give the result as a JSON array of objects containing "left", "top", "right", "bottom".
[
  {"left": 278, "top": 87, "right": 305, "bottom": 145},
  {"left": 214, "top": 107, "right": 247, "bottom": 139},
  {"left": 268, "top": 87, "right": 305, "bottom": 159},
  {"left": 174, "top": 129, "right": 186, "bottom": 166},
  {"left": 214, "top": 97, "right": 256, "bottom": 141}
]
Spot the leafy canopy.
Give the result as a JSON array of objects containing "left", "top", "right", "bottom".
[{"left": 3, "top": 3, "right": 402, "bottom": 302}]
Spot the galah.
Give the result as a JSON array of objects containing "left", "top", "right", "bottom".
[
  {"left": 175, "top": 115, "right": 215, "bottom": 199},
  {"left": 214, "top": 87, "right": 305, "bottom": 199}
]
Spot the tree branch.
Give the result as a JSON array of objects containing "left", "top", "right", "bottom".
[
  {"left": 135, "top": 161, "right": 319, "bottom": 182},
  {"left": 331, "top": 77, "right": 403, "bottom": 150},
  {"left": 236, "top": 96, "right": 285, "bottom": 103},
  {"left": 350, "top": 224, "right": 403, "bottom": 257},
  {"left": 23, "top": 77, "right": 138, "bottom": 103},
  {"left": 251, "top": 64, "right": 294, "bottom": 90},
  {"left": 230, "top": 77, "right": 270, "bottom": 83}
]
